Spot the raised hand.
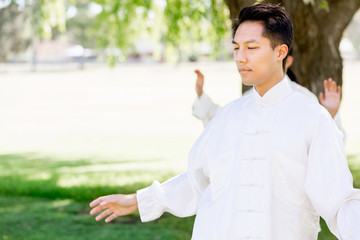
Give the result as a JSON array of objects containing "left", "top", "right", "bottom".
[
  {"left": 318, "top": 78, "right": 341, "bottom": 118},
  {"left": 89, "top": 193, "right": 138, "bottom": 223},
  {"left": 195, "top": 69, "right": 204, "bottom": 98}
]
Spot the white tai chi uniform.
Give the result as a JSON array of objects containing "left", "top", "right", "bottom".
[
  {"left": 192, "top": 79, "right": 346, "bottom": 141},
  {"left": 137, "top": 76, "right": 359, "bottom": 240}
]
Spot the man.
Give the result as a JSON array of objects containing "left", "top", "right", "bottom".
[
  {"left": 192, "top": 62, "right": 345, "bottom": 139},
  {"left": 90, "top": 4, "right": 360, "bottom": 239}
]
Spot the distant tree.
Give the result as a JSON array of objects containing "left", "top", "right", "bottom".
[
  {"left": 92, "top": 0, "right": 359, "bottom": 95},
  {"left": 65, "top": 1, "right": 97, "bottom": 48},
  {"left": 92, "top": 0, "right": 231, "bottom": 65},
  {"left": 0, "top": 2, "right": 32, "bottom": 61}
]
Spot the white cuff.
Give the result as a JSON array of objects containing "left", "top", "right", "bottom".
[
  {"left": 192, "top": 93, "right": 214, "bottom": 120},
  {"left": 192, "top": 93, "right": 221, "bottom": 126},
  {"left": 337, "top": 197, "right": 360, "bottom": 239},
  {"left": 136, "top": 180, "right": 165, "bottom": 222}
]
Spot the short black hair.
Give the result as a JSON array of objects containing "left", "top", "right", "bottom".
[{"left": 232, "top": 3, "right": 294, "bottom": 70}]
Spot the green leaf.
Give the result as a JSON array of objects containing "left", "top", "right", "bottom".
[{"left": 318, "top": 0, "right": 330, "bottom": 12}]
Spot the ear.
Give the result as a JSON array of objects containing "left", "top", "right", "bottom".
[
  {"left": 285, "top": 55, "right": 294, "bottom": 69},
  {"left": 277, "top": 44, "right": 288, "bottom": 62}
]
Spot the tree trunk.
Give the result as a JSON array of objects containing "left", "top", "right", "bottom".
[{"left": 224, "top": 0, "right": 360, "bottom": 97}]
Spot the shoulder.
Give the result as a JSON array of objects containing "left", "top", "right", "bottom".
[
  {"left": 220, "top": 91, "right": 252, "bottom": 114},
  {"left": 289, "top": 81, "right": 318, "bottom": 102},
  {"left": 287, "top": 90, "right": 323, "bottom": 115},
  {"left": 284, "top": 90, "right": 333, "bottom": 132}
]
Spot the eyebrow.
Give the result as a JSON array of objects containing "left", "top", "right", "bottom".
[{"left": 232, "top": 39, "right": 259, "bottom": 44}]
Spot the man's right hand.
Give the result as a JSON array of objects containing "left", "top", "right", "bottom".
[
  {"left": 89, "top": 193, "right": 138, "bottom": 223},
  {"left": 195, "top": 69, "right": 204, "bottom": 98}
]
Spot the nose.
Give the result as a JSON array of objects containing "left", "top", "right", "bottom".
[{"left": 234, "top": 48, "right": 247, "bottom": 64}]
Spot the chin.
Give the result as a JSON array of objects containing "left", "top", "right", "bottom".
[
  {"left": 241, "top": 79, "right": 255, "bottom": 86},
  {"left": 242, "top": 82, "right": 253, "bottom": 86}
]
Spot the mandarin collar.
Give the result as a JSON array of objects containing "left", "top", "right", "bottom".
[{"left": 252, "top": 75, "right": 293, "bottom": 107}]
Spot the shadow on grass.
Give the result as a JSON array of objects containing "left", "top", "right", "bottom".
[
  {"left": 0, "top": 153, "right": 195, "bottom": 239},
  {"left": 0, "top": 153, "right": 178, "bottom": 202},
  {"left": 0, "top": 152, "right": 156, "bottom": 170}
]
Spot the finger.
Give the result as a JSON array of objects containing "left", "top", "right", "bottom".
[
  {"left": 337, "top": 85, "right": 341, "bottom": 95},
  {"left": 331, "top": 80, "right": 337, "bottom": 92},
  {"left": 90, "top": 197, "right": 104, "bottom": 207},
  {"left": 90, "top": 204, "right": 106, "bottom": 215},
  {"left": 323, "top": 79, "right": 329, "bottom": 94},
  {"left": 194, "top": 69, "right": 201, "bottom": 77},
  {"left": 195, "top": 70, "right": 204, "bottom": 78},
  {"left": 105, "top": 213, "right": 119, "bottom": 223},
  {"left": 96, "top": 209, "right": 112, "bottom": 221}
]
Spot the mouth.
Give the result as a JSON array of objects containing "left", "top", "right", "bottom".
[{"left": 239, "top": 68, "right": 251, "bottom": 74}]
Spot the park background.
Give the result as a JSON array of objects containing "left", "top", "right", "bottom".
[{"left": 1, "top": 1, "right": 360, "bottom": 239}]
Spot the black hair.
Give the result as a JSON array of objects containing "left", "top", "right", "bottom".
[
  {"left": 286, "top": 49, "right": 298, "bottom": 83},
  {"left": 287, "top": 68, "right": 298, "bottom": 83},
  {"left": 232, "top": 4, "right": 294, "bottom": 71}
]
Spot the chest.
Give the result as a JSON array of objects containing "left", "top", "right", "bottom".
[{"left": 205, "top": 105, "right": 311, "bottom": 201}]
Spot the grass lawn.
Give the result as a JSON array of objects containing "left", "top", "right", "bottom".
[
  {"left": 0, "top": 150, "right": 195, "bottom": 240},
  {"left": 0, "top": 195, "right": 194, "bottom": 240},
  {"left": 1, "top": 61, "right": 359, "bottom": 239}
]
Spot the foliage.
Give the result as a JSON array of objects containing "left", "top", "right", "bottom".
[
  {"left": 0, "top": 0, "right": 231, "bottom": 63},
  {"left": 36, "top": 0, "right": 67, "bottom": 38},
  {"left": 0, "top": 2, "right": 32, "bottom": 61},
  {"left": 90, "top": 0, "right": 231, "bottom": 64},
  {"left": 65, "top": 1, "right": 98, "bottom": 48},
  {"left": 163, "top": 0, "right": 231, "bottom": 58},
  {"left": 92, "top": 0, "right": 152, "bottom": 65}
]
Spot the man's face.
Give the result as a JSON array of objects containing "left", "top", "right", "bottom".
[{"left": 233, "top": 21, "right": 283, "bottom": 91}]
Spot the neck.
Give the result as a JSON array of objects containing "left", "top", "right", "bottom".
[{"left": 255, "top": 71, "right": 285, "bottom": 96}]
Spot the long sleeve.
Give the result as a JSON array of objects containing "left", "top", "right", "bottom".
[
  {"left": 137, "top": 173, "right": 204, "bottom": 222},
  {"left": 304, "top": 110, "right": 360, "bottom": 239},
  {"left": 136, "top": 119, "right": 217, "bottom": 222},
  {"left": 192, "top": 92, "right": 222, "bottom": 127},
  {"left": 333, "top": 111, "right": 346, "bottom": 142}
]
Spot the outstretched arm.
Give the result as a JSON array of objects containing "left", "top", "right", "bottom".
[
  {"left": 318, "top": 78, "right": 341, "bottom": 118},
  {"left": 90, "top": 193, "right": 138, "bottom": 222}
]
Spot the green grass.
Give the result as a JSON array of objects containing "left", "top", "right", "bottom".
[
  {"left": 0, "top": 151, "right": 194, "bottom": 240},
  {"left": 1, "top": 149, "right": 360, "bottom": 239},
  {"left": 0, "top": 196, "right": 194, "bottom": 240}
]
